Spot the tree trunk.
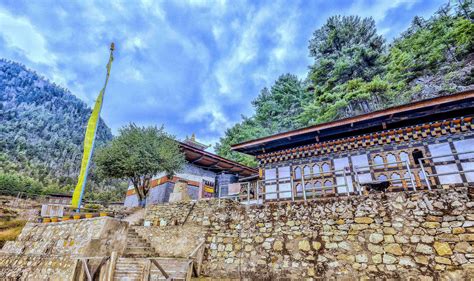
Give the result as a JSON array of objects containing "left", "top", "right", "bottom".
[{"left": 130, "top": 175, "right": 152, "bottom": 208}]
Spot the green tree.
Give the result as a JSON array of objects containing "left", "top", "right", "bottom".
[
  {"left": 215, "top": 74, "right": 309, "bottom": 166},
  {"left": 253, "top": 74, "right": 311, "bottom": 132},
  {"left": 308, "top": 15, "right": 385, "bottom": 90},
  {"left": 215, "top": 118, "right": 269, "bottom": 167},
  {"left": 95, "top": 124, "right": 185, "bottom": 206}
]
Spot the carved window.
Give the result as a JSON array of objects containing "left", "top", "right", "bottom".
[
  {"left": 304, "top": 182, "right": 313, "bottom": 195},
  {"left": 303, "top": 165, "right": 311, "bottom": 176},
  {"left": 295, "top": 183, "right": 303, "bottom": 196},
  {"left": 294, "top": 167, "right": 302, "bottom": 179},
  {"left": 377, "top": 174, "right": 388, "bottom": 181},
  {"left": 386, "top": 153, "right": 397, "bottom": 166},
  {"left": 373, "top": 155, "right": 384, "bottom": 166},
  {"left": 391, "top": 173, "right": 402, "bottom": 186},
  {"left": 399, "top": 151, "right": 409, "bottom": 164},
  {"left": 314, "top": 181, "right": 322, "bottom": 191},
  {"left": 322, "top": 163, "right": 330, "bottom": 173},
  {"left": 412, "top": 149, "right": 424, "bottom": 165}
]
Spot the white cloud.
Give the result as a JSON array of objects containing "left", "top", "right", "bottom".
[
  {"left": 0, "top": 8, "right": 57, "bottom": 65},
  {"left": 349, "top": 0, "right": 418, "bottom": 22},
  {"left": 0, "top": 0, "right": 442, "bottom": 143}
]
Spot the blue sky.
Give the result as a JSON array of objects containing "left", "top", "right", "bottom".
[{"left": 0, "top": 0, "right": 445, "bottom": 147}]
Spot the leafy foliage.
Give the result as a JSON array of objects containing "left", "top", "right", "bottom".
[
  {"left": 216, "top": 1, "right": 474, "bottom": 166},
  {"left": 95, "top": 124, "right": 185, "bottom": 204},
  {"left": 215, "top": 74, "right": 307, "bottom": 166},
  {"left": 308, "top": 15, "right": 385, "bottom": 90}
]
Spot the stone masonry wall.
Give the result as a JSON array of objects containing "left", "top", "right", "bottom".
[
  {"left": 0, "top": 217, "right": 129, "bottom": 280},
  {"left": 0, "top": 254, "right": 77, "bottom": 281},
  {"left": 2, "top": 217, "right": 128, "bottom": 257},
  {"left": 144, "top": 188, "right": 474, "bottom": 280},
  {"left": 135, "top": 225, "right": 206, "bottom": 257}
]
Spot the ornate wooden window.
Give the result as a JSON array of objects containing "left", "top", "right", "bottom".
[
  {"left": 303, "top": 165, "right": 311, "bottom": 176},
  {"left": 399, "top": 151, "right": 409, "bottom": 164},
  {"left": 377, "top": 174, "right": 388, "bottom": 181},
  {"left": 373, "top": 155, "right": 384, "bottom": 166},
  {"left": 324, "top": 180, "right": 333, "bottom": 193},
  {"left": 305, "top": 182, "right": 313, "bottom": 197},
  {"left": 294, "top": 167, "right": 302, "bottom": 179},
  {"left": 295, "top": 183, "right": 302, "bottom": 195},
  {"left": 321, "top": 163, "right": 331, "bottom": 173},
  {"left": 313, "top": 181, "right": 322, "bottom": 196},
  {"left": 391, "top": 173, "right": 402, "bottom": 187},
  {"left": 412, "top": 149, "right": 424, "bottom": 165},
  {"left": 387, "top": 153, "right": 397, "bottom": 166}
]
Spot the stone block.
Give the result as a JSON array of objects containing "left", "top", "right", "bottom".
[
  {"left": 435, "top": 256, "right": 452, "bottom": 265},
  {"left": 433, "top": 242, "right": 452, "bottom": 256},
  {"left": 416, "top": 244, "right": 434, "bottom": 255},
  {"left": 355, "top": 217, "right": 374, "bottom": 224},
  {"left": 460, "top": 234, "right": 474, "bottom": 241},
  {"left": 369, "top": 233, "right": 384, "bottom": 244},
  {"left": 384, "top": 243, "right": 403, "bottom": 256}
]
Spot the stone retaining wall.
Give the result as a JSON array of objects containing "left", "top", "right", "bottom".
[
  {"left": 0, "top": 254, "right": 77, "bottom": 280},
  {"left": 135, "top": 225, "right": 206, "bottom": 257},
  {"left": 144, "top": 188, "right": 474, "bottom": 279},
  {"left": 0, "top": 217, "right": 129, "bottom": 280},
  {"left": 2, "top": 217, "right": 128, "bottom": 257}
]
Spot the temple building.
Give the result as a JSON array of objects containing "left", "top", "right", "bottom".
[
  {"left": 124, "top": 134, "right": 256, "bottom": 207},
  {"left": 232, "top": 90, "right": 474, "bottom": 202}
]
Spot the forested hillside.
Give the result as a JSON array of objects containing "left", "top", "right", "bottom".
[
  {"left": 0, "top": 59, "right": 125, "bottom": 201},
  {"left": 216, "top": 1, "right": 474, "bottom": 167}
]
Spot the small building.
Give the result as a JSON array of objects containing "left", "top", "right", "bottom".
[
  {"left": 232, "top": 90, "right": 474, "bottom": 202},
  {"left": 40, "top": 193, "right": 73, "bottom": 217},
  {"left": 124, "top": 135, "right": 257, "bottom": 207}
]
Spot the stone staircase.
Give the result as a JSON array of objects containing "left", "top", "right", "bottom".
[
  {"left": 113, "top": 224, "right": 195, "bottom": 280},
  {"left": 124, "top": 227, "right": 156, "bottom": 258}
]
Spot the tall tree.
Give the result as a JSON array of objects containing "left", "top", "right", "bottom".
[
  {"left": 215, "top": 74, "right": 309, "bottom": 166},
  {"left": 95, "top": 124, "right": 185, "bottom": 206},
  {"left": 253, "top": 74, "right": 311, "bottom": 132},
  {"left": 308, "top": 15, "right": 385, "bottom": 90}
]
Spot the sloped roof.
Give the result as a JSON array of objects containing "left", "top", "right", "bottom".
[
  {"left": 179, "top": 141, "right": 257, "bottom": 177},
  {"left": 232, "top": 90, "right": 474, "bottom": 155}
]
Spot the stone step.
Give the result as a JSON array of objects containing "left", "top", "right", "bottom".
[
  {"left": 126, "top": 240, "right": 149, "bottom": 244},
  {"left": 116, "top": 260, "right": 145, "bottom": 264},
  {"left": 126, "top": 237, "right": 146, "bottom": 241},
  {"left": 115, "top": 266, "right": 146, "bottom": 270},
  {"left": 114, "top": 273, "right": 143, "bottom": 276},
  {"left": 125, "top": 248, "right": 155, "bottom": 254},
  {"left": 115, "top": 269, "right": 144, "bottom": 274},
  {"left": 126, "top": 242, "right": 151, "bottom": 246},
  {"left": 114, "top": 271, "right": 143, "bottom": 275}
]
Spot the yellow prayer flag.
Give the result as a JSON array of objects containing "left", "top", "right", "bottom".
[{"left": 71, "top": 44, "right": 114, "bottom": 209}]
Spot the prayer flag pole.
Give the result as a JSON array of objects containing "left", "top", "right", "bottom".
[{"left": 71, "top": 43, "right": 115, "bottom": 211}]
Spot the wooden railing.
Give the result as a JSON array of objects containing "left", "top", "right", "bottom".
[
  {"left": 188, "top": 240, "right": 206, "bottom": 276},
  {"left": 71, "top": 251, "right": 117, "bottom": 281},
  {"left": 150, "top": 259, "right": 169, "bottom": 279}
]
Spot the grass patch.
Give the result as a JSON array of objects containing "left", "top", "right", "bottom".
[
  {"left": 0, "top": 219, "right": 26, "bottom": 248},
  {"left": 0, "top": 219, "right": 26, "bottom": 230}
]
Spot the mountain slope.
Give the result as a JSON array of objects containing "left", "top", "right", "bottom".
[{"left": 0, "top": 59, "right": 114, "bottom": 193}]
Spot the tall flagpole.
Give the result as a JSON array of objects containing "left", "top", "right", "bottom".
[{"left": 71, "top": 43, "right": 115, "bottom": 211}]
